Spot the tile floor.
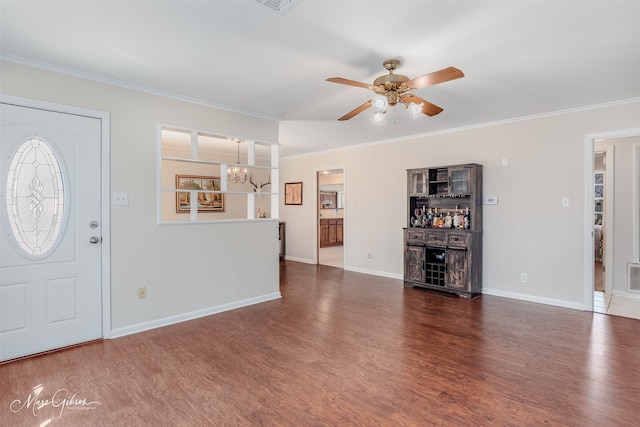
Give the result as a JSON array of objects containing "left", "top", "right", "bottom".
[
  {"left": 595, "top": 291, "right": 640, "bottom": 320},
  {"left": 593, "top": 291, "right": 611, "bottom": 314},
  {"left": 594, "top": 261, "right": 640, "bottom": 320},
  {"left": 318, "top": 245, "right": 343, "bottom": 269}
]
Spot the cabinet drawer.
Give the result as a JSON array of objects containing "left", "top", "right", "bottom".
[
  {"left": 425, "top": 232, "right": 447, "bottom": 247},
  {"left": 448, "top": 232, "right": 468, "bottom": 248},
  {"left": 406, "top": 229, "right": 426, "bottom": 245}
]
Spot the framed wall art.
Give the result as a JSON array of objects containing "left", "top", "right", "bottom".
[
  {"left": 176, "top": 175, "right": 225, "bottom": 212},
  {"left": 284, "top": 182, "right": 303, "bottom": 205}
]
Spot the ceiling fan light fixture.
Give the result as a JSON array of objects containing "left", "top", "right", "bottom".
[
  {"left": 372, "top": 111, "right": 386, "bottom": 123},
  {"left": 254, "top": 0, "right": 301, "bottom": 15},
  {"left": 371, "top": 94, "right": 388, "bottom": 113},
  {"left": 327, "top": 59, "right": 464, "bottom": 122},
  {"left": 408, "top": 102, "right": 424, "bottom": 119}
]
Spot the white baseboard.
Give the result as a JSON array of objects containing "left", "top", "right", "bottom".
[
  {"left": 344, "top": 266, "right": 403, "bottom": 281},
  {"left": 482, "top": 287, "right": 586, "bottom": 311},
  {"left": 110, "top": 292, "right": 282, "bottom": 339},
  {"left": 281, "top": 257, "right": 587, "bottom": 309},
  {"left": 611, "top": 289, "right": 640, "bottom": 300},
  {"left": 283, "top": 257, "right": 403, "bottom": 281},
  {"left": 283, "top": 255, "right": 315, "bottom": 264}
]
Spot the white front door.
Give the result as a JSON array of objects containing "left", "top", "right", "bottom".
[{"left": 0, "top": 102, "right": 103, "bottom": 361}]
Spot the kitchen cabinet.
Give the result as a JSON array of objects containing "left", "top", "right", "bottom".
[{"left": 320, "top": 218, "right": 343, "bottom": 247}]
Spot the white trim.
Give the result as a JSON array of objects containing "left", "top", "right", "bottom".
[
  {"left": 483, "top": 288, "right": 586, "bottom": 311},
  {"left": 634, "top": 143, "right": 640, "bottom": 262},
  {"left": 282, "top": 99, "right": 640, "bottom": 160},
  {"left": 315, "top": 165, "right": 346, "bottom": 266},
  {"left": 612, "top": 289, "right": 640, "bottom": 300},
  {"left": 156, "top": 218, "right": 280, "bottom": 226},
  {"left": 100, "top": 106, "right": 112, "bottom": 339},
  {"left": 1, "top": 53, "right": 281, "bottom": 122},
  {"left": 284, "top": 255, "right": 315, "bottom": 264},
  {"left": 584, "top": 128, "right": 640, "bottom": 311},
  {"left": 280, "top": 258, "right": 404, "bottom": 281},
  {"left": 156, "top": 124, "right": 163, "bottom": 225},
  {"left": 344, "top": 266, "right": 403, "bottom": 281},
  {"left": 271, "top": 144, "right": 280, "bottom": 219},
  {"left": 604, "top": 146, "right": 615, "bottom": 295},
  {"left": 0, "top": 93, "right": 112, "bottom": 338},
  {"left": 314, "top": 171, "right": 319, "bottom": 264},
  {"left": 583, "top": 136, "right": 595, "bottom": 311},
  {"left": 110, "top": 292, "right": 281, "bottom": 339}
]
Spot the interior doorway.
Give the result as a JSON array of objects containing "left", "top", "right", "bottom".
[
  {"left": 317, "top": 168, "right": 344, "bottom": 268},
  {"left": 593, "top": 151, "right": 606, "bottom": 291},
  {"left": 592, "top": 149, "right": 609, "bottom": 313},
  {"left": 587, "top": 130, "right": 640, "bottom": 320}
]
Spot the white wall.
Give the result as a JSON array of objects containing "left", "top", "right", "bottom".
[
  {"left": 595, "top": 136, "right": 640, "bottom": 294},
  {"left": 279, "top": 101, "right": 640, "bottom": 309},
  {"left": 1, "top": 60, "right": 281, "bottom": 334}
]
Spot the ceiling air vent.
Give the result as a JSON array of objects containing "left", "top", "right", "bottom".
[
  {"left": 628, "top": 264, "right": 640, "bottom": 293},
  {"left": 255, "top": 0, "right": 301, "bottom": 15}
]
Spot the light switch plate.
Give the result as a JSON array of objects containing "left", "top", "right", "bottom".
[{"left": 562, "top": 197, "right": 570, "bottom": 208}]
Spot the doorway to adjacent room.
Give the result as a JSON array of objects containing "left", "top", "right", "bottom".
[
  {"left": 589, "top": 131, "right": 640, "bottom": 320},
  {"left": 317, "top": 168, "right": 344, "bottom": 268}
]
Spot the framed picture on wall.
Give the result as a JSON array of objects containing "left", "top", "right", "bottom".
[
  {"left": 176, "top": 175, "right": 225, "bottom": 212},
  {"left": 284, "top": 182, "right": 303, "bottom": 205}
]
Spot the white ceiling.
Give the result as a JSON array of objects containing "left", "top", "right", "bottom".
[{"left": 1, "top": 1, "right": 639, "bottom": 158}]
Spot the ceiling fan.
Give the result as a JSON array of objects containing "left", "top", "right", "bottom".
[{"left": 326, "top": 59, "right": 464, "bottom": 121}]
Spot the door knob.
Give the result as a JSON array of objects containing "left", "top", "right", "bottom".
[{"left": 89, "top": 236, "right": 101, "bottom": 244}]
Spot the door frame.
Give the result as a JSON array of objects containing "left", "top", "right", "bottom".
[
  {"left": 1, "top": 94, "right": 112, "bottom": 339},
  {"left": 315, "top": 166, "right": 345, "bottom": 266},
  {"left": 595, "top": 145, "right": 615, "bottom": 295},
  {"left": 584, "top": 127, "right": 640, "bottom": 310}
]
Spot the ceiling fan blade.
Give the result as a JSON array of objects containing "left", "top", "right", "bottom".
[
  {"left": 405, "top": 67, "right": 464, "bottom": 90},
  {"left": 338, "top": 100, "right": 372, "bottom": 121},
  {"left": 401, "top": 94, "right": 444, "bottom": 116},
  {"left": 326, "top": 77, "right": 372, "bottom": 89}
]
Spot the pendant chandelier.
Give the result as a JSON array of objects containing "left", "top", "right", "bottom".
[{"left": 228, "top": 140, "right": 248, "bottom": 184}]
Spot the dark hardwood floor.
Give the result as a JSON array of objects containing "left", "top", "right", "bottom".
[{"left": 2, "top": 260, "right": 640, "bottom": 426}]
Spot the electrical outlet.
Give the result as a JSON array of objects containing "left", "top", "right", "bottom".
[
  {"left": 113, "top": 192, "right": 129, "bottom": 206},
  {"left": 484, "top": 196, "right": 499, "bottom": 205},
  {"left": 137, "top": 286, "right": 147, "bottom": 299},
  {"left": 520, "top": 273, "right": 528, "bottom": 284},
  {"left": 367, "top": 252, "right": 373, "bottom": 261}
]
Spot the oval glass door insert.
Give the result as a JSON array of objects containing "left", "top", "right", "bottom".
[{"left": 5, "top": 137, "right": 66, "bottom": 258}]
